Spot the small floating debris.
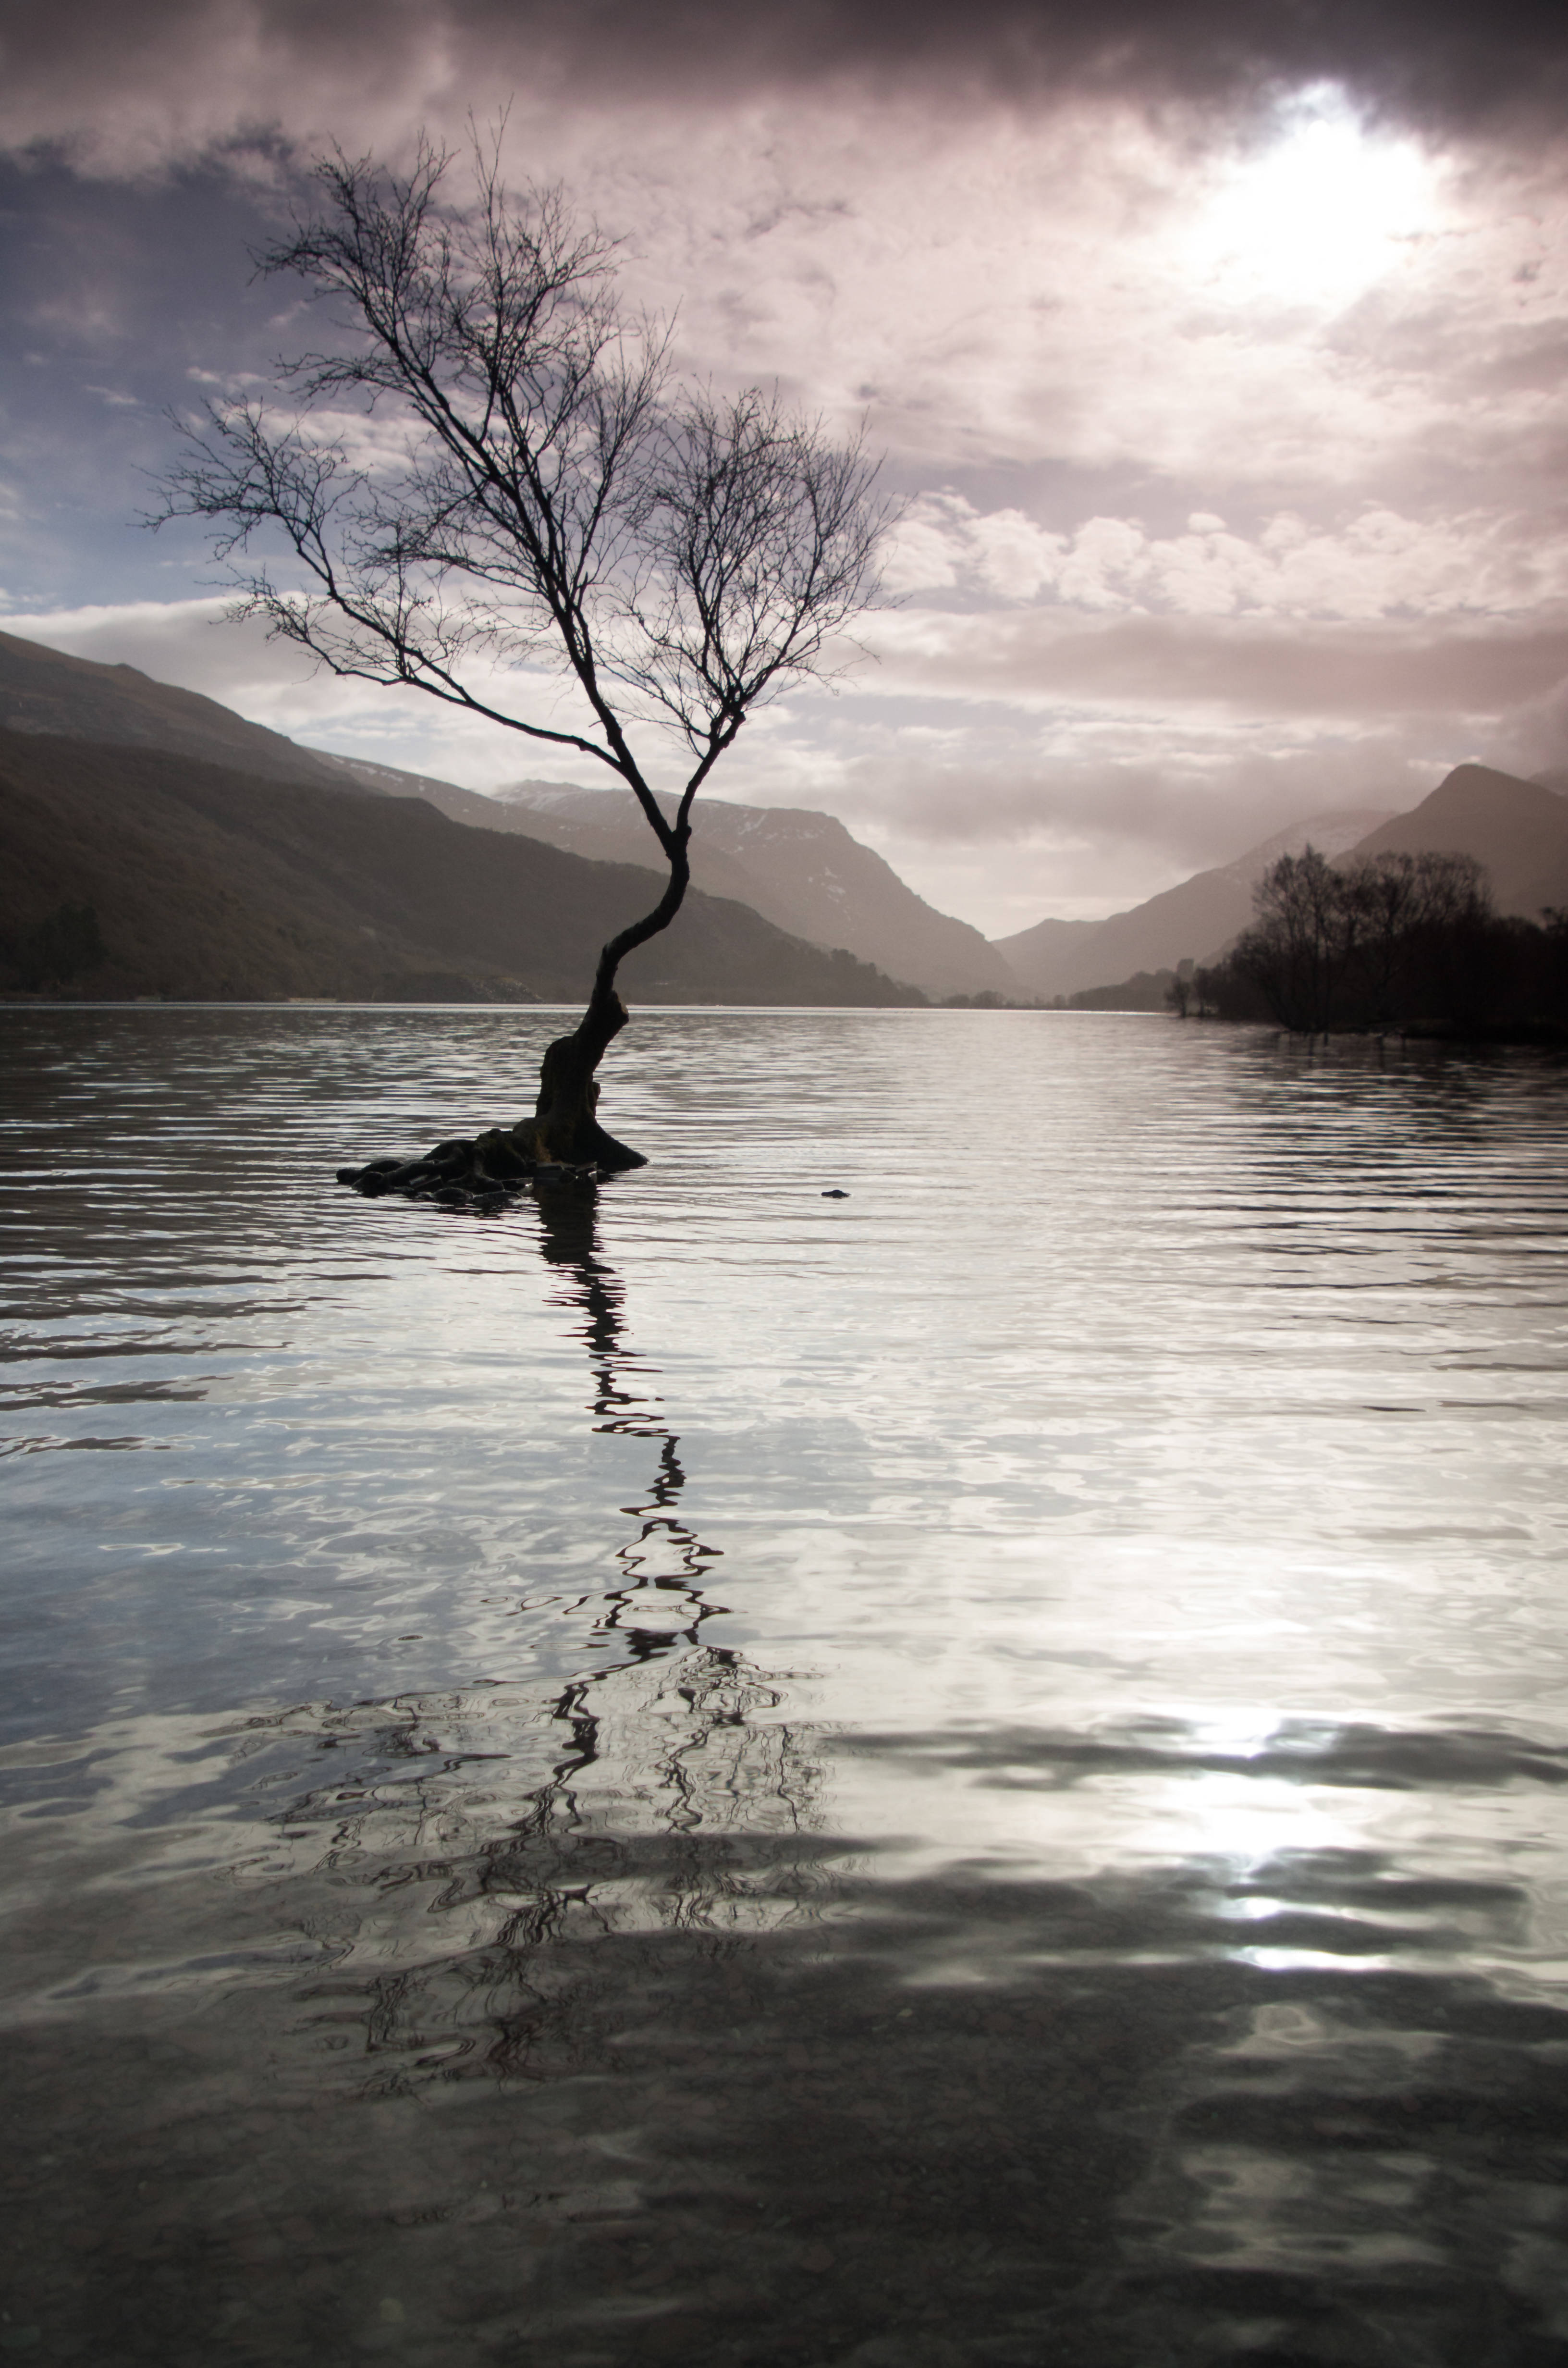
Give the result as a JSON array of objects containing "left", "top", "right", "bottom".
[{"left": 821, "top": 1188, "right": 850, "bottom": 1198}]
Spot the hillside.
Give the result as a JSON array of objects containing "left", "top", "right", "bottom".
[
  {"left": 0, "top": 629, "right": 1001, "bottom": 997},
  {"left": 315, "top": 750, "right": 581, "bottom": 835},
  {"left": 1007, "top": 765, "right": 1568, "bottom": 1012},
  {"left": 0, "top": 731, "right": 923, "bottom": 1006},
  {"left": 1348, "top": 765, "right": 1568, "bottom": 915},
  {"left": 0, "top": 626, "right": 347, "bottom": 789},
  {"left": 995, "top": 808, "right": 1396, "bottom": 1001},
  {"left": 480, "top": 779, "right": 1015, "bottom": 1000},
  {"left": 314, "top": 749, "right": 785, "bottom": 926}
]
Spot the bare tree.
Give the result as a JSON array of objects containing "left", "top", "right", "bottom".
[
  {"left": 1235, "top": 845, "right": 1358, "bottom": 1034},
  {"left": 156, "top": 136, "right": 890, "bottom": 1172}
]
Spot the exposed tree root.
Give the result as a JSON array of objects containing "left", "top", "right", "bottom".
[
  {"left": 338, "top": 1143, "right": 607, "bottom": 1211},
  {"left": 337, "top": 990, "right": 646, "bottom": 1208}
]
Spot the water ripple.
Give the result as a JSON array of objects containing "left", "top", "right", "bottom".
[{"left": 3, "top": 1005, "right": 1568, "bottom": 2363}]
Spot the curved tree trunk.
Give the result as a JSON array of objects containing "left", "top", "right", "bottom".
[
  {"left": 490, "top": 833, "right": 693, "bottom": 1172},
  {"left": 340, "top": 829, "right": 693, "bottom": 1202}
]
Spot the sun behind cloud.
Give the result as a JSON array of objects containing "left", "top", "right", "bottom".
[{"left": 1183, "top": 85, "right": 1444, "bottom": 310}]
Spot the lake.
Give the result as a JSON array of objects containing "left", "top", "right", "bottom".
[{"left": 3, "top": 1003, "right": 1568, "bottom": 2368}]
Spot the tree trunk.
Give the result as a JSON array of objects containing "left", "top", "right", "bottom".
[
  {"left": 497, "top": 831, "right": 693, "bottom": 1172},
  {"left": 340, "top": 827, "right": 691, "bottom": 1199},
  {"left": 502, "top": 978, "right": 644, "bottom": 1169}
]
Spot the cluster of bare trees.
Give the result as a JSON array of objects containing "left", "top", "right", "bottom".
[{"left": 1189, "top": 847, "right": 1568, "bottom": 1037}]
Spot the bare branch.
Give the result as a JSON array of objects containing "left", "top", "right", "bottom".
[{"left": 149, "top": 133, "right": 892, "bottom": 1034}]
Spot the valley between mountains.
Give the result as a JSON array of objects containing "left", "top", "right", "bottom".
[{"left": 4, "top": 627, "right": 1567, "bottom": 1007}]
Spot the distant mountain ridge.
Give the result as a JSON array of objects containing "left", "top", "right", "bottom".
[
  {"left": 0, "top": 728, "right": 922, "bottom": 1005},
  {"left": 10, "top": 622, "right": 1568, "bottom": 1010},
  {"left": 1351, "top": 765, "right": 1568, "bottom": 915},
  {"left": 471, "top": 778, "right": 1015, "bottom": 999},
  {"left": 996, "top": 765, "right": 1568, "bottom": 1006},
  {"left": 994, "top": 808, "right": 1397, "bottom": 1001},
  {"left": 313, "top": 754, "right": 813, "bottom": 924},
  {"left": 0, "top": 629, "right": 1001, "bottom": 998},
  {"left": 314, "top": 756, "right": 1012, "bottom": 997},
  {"left": 0, "top": 627, "right": 348, "bottom": 789},
  {"left": 315, "top": 750, "right": 572, "bottom": 832}
]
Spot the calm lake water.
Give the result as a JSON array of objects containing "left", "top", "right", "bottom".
[{"left": 4, "top": 1004, "right": 1568, "bottom": 2368}]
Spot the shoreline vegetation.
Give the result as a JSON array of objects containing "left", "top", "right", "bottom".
[{"left": 1169, "top": 846, "right": 1568, "bottom": 1045}]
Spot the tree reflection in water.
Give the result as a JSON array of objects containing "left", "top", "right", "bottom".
[
  {"left": 523, "top": 1170, "right": 823, "bottom": 1886},
  {"left": 14, "top": 1184, "right": 1568, "bottom": 2368},
  {"left": 283, "top": 1176, "right": 833, "bottom": 2096},
  {"left": 537, "top": 1171, "right": 726, "bottom": 1658}
]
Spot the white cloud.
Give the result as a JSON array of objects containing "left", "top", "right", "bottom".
[
  {"left": 14, "top": 53, "right": 1567, "bottom": 493},
  {"left": 859, "top": 601, "right": 1568, "bottom": 724},
  {"left": 884, "top": 495, "right": 1568, "bottom": 624}
]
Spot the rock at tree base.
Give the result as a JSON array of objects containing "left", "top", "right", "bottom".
[
  {"left": 336, "top": 1003, "right": 649, "bottom": 1205},
  {"left": 336, "top": 1134, "right": 609, "bottom": 1212}
]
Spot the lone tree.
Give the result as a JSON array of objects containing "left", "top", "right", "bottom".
[{"left": 157, "top": 137, "right": 889, "bottom": 1176}]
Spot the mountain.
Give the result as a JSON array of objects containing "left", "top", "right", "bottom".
[
  {"left": 999, "top": 763, "right": 1568, "bottom": 1011},
  {"left": 994, "top": 808, "right": 1396, "bottom": 1001},
  {"left": 0, "top": 632, "right": 924, "bottom": 1001},
  {"left": 0, "top": 730, "right": 923, "bottom": 1006},
  {"left": 313, "top": 750, "right": 579, "bottom": 833},
  {"left": 0, "top": 626, "right": 347, "bottom": 789},
  {"left": 477, "top": 778, "right": 1015, "bottom": 1000},
  {"left": 1348, "top": 765, "right": 1568, "bottom": 915},
  {"left": 0, "top": 621, "right": 1005, "bottom": 995}
]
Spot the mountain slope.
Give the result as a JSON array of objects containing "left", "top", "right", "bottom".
[
  {"left": 482, "top": 779, "right": 1015, "bottom": 999},
  {"left": 1348, "top": 765, "right": 1568, "bottom": 914},
  {"left": 0, "top": 731, "right": 923, "bottom": 1005},
  {"left": 0, "top": 629, "right": 1012, "bottom": 995},
  {"left": 312, "top": 752, "right": 778, "bottom": 918},
  {"left": 0, "top": 627, "right": 348, "bottom": 789},
  {"left": 314, "top": 751, "right": 580, "bottom": 834},
  {"left": 995, "top": 809, "right": 1396, "bottom": 1000}
]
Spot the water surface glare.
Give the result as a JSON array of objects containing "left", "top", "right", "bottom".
[{"left": 3, "top": 1004, "right": 1568, "bottom": 2368}]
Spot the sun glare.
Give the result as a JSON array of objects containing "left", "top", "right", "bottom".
[{"left": 1184, "top": 86, "right": 1441, "bottom": 309}]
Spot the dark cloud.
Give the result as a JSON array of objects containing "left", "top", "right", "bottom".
[
  {"left": 488, "top": 0, "right": 1568, "bottom": 130},
  {"left": 6, "top": 0, "right": 1568, "bottom": 166}
]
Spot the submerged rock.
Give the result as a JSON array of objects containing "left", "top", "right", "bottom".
[
  {"left": 338, "top": 1134, "right": 610, "bottom": 1207},
  {"left": 470, "top": 1129, "right": 534, "bottom": 1179}
]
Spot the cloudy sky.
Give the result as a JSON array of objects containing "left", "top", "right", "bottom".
[{"left": 3, "top": 0, "right": 1568, "bottom": 934}]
